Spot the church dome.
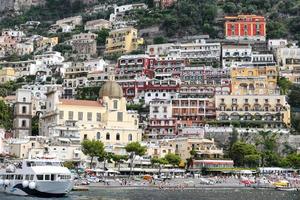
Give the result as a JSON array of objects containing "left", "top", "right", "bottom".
[{"left": 99, "top": 79, "right": 123, "bottom": 99}]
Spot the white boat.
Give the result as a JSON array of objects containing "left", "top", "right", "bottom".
[
  {"left": 276, "top": 187, "right": 300, "bottom": 191},
  {"left": 0, "top": 159, "right": 74, "bottom": 197}
]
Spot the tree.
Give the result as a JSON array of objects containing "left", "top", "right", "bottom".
[
  {"left": 165, "top": 153, "right": 181, "bottom": 167},
  {"left": 186, "top": 148, "right": 196, "bottom": 170},
  {"left": 98, "top": 152, "right": 113, "bottom": 171},
  {"left": 112, "top": 154, "right": 128, "bottom": 171},
  {"left": 151, "top": 157, "right": 169, "bottom": 175},
  {"left": 0, "top": 100, "right": 13, "bottom": 131},
  {"left": 153, "top": 36, "right": 167, "bottom": 44},
  {"left": 230, "top": 141, "right": 259, "bottom": 167},
  {"left": 277, "top": 77, "right": 292, "bottom": 95},
  {"left": 96, "top": 29, "right": 109, "bottom": 46},
  {"left": 81, "top": 139, "right": 105, "bottom": 169},
  {"left": 31, "top": 116, "right": 39, "bottom": 136},
  {"left": 244, "top": 154, "right": 261, "bottom": 168},
  {"left": 288, "top": 85, "right": 300, "bottom": 108},
  {"left": 256, "top": 131, "right": 280, "bottom": 167},
  {"left": 125, "top": 142, "right": 146, "bottom": 176}
]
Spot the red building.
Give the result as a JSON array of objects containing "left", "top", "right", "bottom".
[
  {"left": 116, "top": 55, "right": 155, "bottom": 80},
  {"left": 225, "top": 15, "right": 266, "bottom": 41}
]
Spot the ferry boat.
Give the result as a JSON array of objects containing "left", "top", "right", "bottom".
[{"left": 0, "top": 159, "right": 74, "bottom": 197}]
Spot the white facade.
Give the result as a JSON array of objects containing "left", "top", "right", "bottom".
[
  {"left": 34, "top": 51, "right": 65, "bottom": 65},
  {"left": 222, "top": 45, "right": 252, "bottom": 68},
  {"left": 169, "top": 40, "right": 220, "bottom": 61},
  {"left": 268, "top": 39, "right": 288, "bottom": 51},
  {"left": 149, "top": 99, "right": 173, "bottom": 119},
  {"left": 276, "top": 47, "right": 300, "bottom": 69},
  {"left": 14, "top": 89, "right": 32, "bottom": 138},
  {"left": 110, "top": 3, "right": 148, "bottom": 22}
]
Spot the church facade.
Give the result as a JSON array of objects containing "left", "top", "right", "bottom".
[{"left": 40, "top": 77, "right": 142, "bottom": 151}]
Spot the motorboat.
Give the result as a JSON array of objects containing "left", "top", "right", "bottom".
[{"left": 0, "top": 159, "right": 74, "bottom": 197}]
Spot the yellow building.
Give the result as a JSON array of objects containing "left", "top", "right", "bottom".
[
  {"left": 231, "top": 66, "right": 278, "bottom": 95},
  {"left": 215, "top": 94, "right": 291, "bottom": 128},
  {"left": 35, "top": 36, "right": 59, "bottom": 48},
  {"left": 105, "top": 27, "right": 143, "bottom": 55},
  {"left": 40, "top": 76, "right": 142, "bottom": 148},
  {"left": 0, "top": 67, "right": 16, "bottom": 84},
  {"left": 147, "top": 138, "right": 223, "bottom": 161}
]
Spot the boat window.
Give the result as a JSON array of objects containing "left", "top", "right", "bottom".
[
  {"left": 58, "top": 175, "right": 71, "bottom": 180},
  {"left": 51, "top": 174, "right": 55, "bottom": 181},
  {"left": 7, "top": 175, "right": 14, "bottom": 180},
  {"left": 37, "top": 175, "right": 44, "bottom": 180},
  {"left": 16, "top": 175, "right": 23, "bottom": 180},
  {"left": 30, "top": 175, "right": 34, "bottom": 180},
  {"left": 45, "top": 175, "right": 50, "bottom": 180}
]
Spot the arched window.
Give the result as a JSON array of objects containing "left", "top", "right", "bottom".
[
  {"left": 96, "top": 132, "right": 101, "bottom": 140},
  {"left": 116, "top": 133, "right": 120, "bottom": 141},
  {"left": 22, "top": 106, "right": 27, "bottom": 114},
  {"left": 106, "top": 133, "right": 110, "bottom": 140},
  {"left": 23, "top": 97, "right": 26, "bottom": 102},
  {"left": 128, "top": 134, "right": 132, "bottom": 141},
  {"left": 21, "top": 120, "right": 26, "bottom": 127}
]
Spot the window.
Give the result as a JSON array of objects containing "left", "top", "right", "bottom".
[
  {"left": 68, "top": 111, "right": 73, "bottom": 120},
  {"left": 59, "top": 111, "right": 64, "bottom": 119},
  {"left": 116, "top": 133, "right": 120, "bottom": 140},
  {"left": 84, "top": 134, "right": 87, "bottom": 140},
  {"left": 22, "top": 106, "right": 27, "bottom": 114},
  {"left": 106, "top": 133, "right": 110, "bottom": 140},
  {"left": 78, "top": 112, "right": 83, "bottom": 121},
  {"left": 37, "top": 175, "right": 43, "bottom": 180},
  {"left": 163, "top": 107, "right": 167, "bottom": 113},
  {"left": 23, "top": 97, "right": 26, "bottom": 102},
  {"left": 45, "top": 175, "right": 50, "bottom": 180},
  {"left": 87, "top": 112, "right": 92, "bottom": 121},
  {"left": 113, "top": 100, "right": 118, "bottom": 109},
  {"left": 96, "top": 132, "right": 101, "bottom": 140},
  {"left": 128, "top": 134, "right": 132, "bottom": 141},
  {"left": 117, "top": 112, "right": 123, "bottom": 122},
  {"left": 96, "top": 113, "right": 101, "bottom": 121},
  {"left": 21, "top": 120, "right": 26, "bottom": 128}
]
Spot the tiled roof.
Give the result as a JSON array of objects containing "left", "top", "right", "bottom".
[{"left": 60, "top": 99, "right": 102, "bottom": 107}]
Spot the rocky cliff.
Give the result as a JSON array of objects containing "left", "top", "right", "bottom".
[{"left": 0, "top": 0, "right": 45, "bottom": 14}]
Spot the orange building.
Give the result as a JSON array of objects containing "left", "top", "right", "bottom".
[{"left": 225, "top": 15, "right": 266, "bottom": 41}]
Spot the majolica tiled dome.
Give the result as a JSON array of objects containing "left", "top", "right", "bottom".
[{"left": 99, "top": 78, "right": 123, "bottom": 99}]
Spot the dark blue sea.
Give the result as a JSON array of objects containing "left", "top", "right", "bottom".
[{"left": 0, "top": 188, "right": 299, "bottom": 200}]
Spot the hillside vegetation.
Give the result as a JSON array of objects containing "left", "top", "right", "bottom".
[{"left": 0, "top": 0, "right": 299, "bottom": 42}]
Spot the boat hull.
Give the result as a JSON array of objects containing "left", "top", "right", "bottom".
[{"left": 0, "top": 180, "right": 73, "bottom": 197}]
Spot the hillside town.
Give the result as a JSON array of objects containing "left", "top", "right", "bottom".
[{"left": 0, "top": 0, "right": 300, "bottom": 178}]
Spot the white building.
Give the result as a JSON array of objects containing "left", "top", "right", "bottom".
[
  {"left": 268, "top": 39, "right": 288, "bottom": 51},
  {"left": 147, "top": 40, "right": 220, "bottom": 64},
  {"left": 34, "top": 51, "right": 65, "bottom": 65},
  {"left": 84, "top": 19, "right": 112, "bottom": 32},
  {"left": 109, "top": 3, "right": 148, "bottom": 22}
]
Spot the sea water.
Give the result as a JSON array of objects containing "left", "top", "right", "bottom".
[{"left": 0, "top": 188, "right": 299, "bottom": 200}]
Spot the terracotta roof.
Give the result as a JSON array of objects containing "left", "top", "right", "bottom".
[
  {"left": 60, "top": 99, "right": 102, "bottom": 107},
  {"left": 4, "top": 95, "right": 16, "bottom": 101}
]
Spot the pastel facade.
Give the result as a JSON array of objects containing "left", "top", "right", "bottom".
[
  {"left": 84, "top": 19, "right": 112, "bottom": 32},
  {"left": 0, "top": 67, "right": 16, "bottom": 84},
  {"left": 105, "top": 27, "right": 143, "bottom": 55},
  {"left": 13, "top": 89, "right": 32, "bottom": 138},
  {"left": 225, "top": 15, "right": 266, "bottom": 41},
  {"left": 40, "top": 77, "right": 142, "bottom": 149},
  {"left": 215, "top": 95, "right": 291, "bottom": 128},
  {"left": 231, "top": 66, "right": 278, "bottom": 95}
]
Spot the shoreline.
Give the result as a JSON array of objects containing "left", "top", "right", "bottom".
[{"left": 84, "top": 184, "right": 273, "bottom": 190}]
